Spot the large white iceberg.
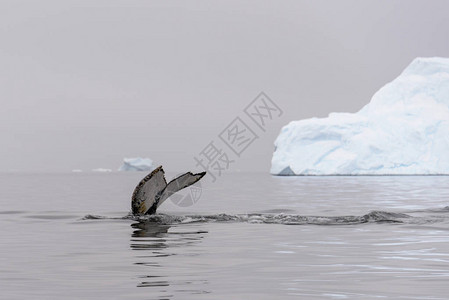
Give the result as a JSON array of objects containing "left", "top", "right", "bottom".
[
  {"left": 118, "top": 157, "right": 153, "bottom": 172},
  {"left": 271, "top": 57, "right": 449, "bottom": 175}
]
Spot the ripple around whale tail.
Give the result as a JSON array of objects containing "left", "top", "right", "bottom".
[{"left": 82, "top": 210, "right": 425, "bottom": 226}]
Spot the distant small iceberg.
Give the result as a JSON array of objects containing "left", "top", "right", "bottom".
[
  {"left": 271, "top": 57, "right": 449, "bottom": 175},
  {"left": 119, "top": 157, "right": 153, "bottom": 172},
  {"left": 92, "top": 168, "right": 112, "bottom": 173},
  {"left": 72, "top": 169, "right": 83, "bottom": 173}
]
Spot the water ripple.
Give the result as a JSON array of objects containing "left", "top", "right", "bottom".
[{"left": 83, "top": 207, "right": 449, "bottom": 226}]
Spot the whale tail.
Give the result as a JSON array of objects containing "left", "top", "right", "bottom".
[
  {"left": 131, "top": 166, "right": 167, "bottom": 215},
  {"left": 131, "top": 166, "right": 206, "bottom": 215}
]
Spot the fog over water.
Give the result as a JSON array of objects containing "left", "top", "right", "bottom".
[{"left": 1, "top": 0, "right": 449, "bottom": 172}]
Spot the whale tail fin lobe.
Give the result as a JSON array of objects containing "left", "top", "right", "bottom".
[
  {"left": 157, "top": 171, "right": 207, "bottom": 208},
  {"left": 131, "top": 166, "right": 167, "bottom": 215}
]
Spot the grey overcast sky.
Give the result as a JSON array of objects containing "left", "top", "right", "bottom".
[{"left": 1, "top": 0, "right": 449, "bottom": 172}]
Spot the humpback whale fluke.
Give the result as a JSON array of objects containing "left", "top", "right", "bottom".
[{"left": 131, "top": 166, "right": 206, "bottom": 215}]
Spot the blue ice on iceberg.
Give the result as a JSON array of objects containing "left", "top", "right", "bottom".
[
  {"left": 271, "top": 57, "right": 449, "bottom": 175},
  {"left": 119, "top": 157, "right": 153, "bottom": 172}
]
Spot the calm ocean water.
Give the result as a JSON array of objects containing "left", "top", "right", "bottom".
[{"left": 1, "top": 172, "right": 449, "bottom": 299}]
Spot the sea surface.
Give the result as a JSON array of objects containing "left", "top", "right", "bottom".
[{"left": 1, "top": 172, "right": 449, "bottom": 299}]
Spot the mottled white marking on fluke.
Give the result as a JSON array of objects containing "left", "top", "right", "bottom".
[{"left": 131, "top": 166, "right": 206, "bottom": 215}]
